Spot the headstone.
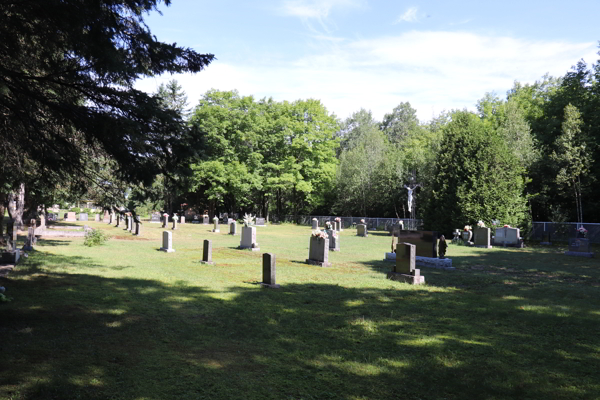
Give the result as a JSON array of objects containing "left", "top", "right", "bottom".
[
  {"left": 326, "top": 229, "right": 340, "bottom": 251},
  {"left": 203, "top": 215, "right": 209, "bottom": 224},
  {"left": 229, "top": 221, "right": 237, "bottom": 235},
  {"left": 94, "top": 214, "right": 100, "bottom": 222},
  {"left": 135, "top": 222, "right": 141, "bottom": 236},
  {"left": 180, "top": 216, "right": 185, "bottom": 224},
  {"left": 396, "top": 230, "right": 438, "bottom": 258},
  {"left": 541, "top": 232, "right": 552, "bottom": 245},
  {"left": 128, "top": 216, "right": 133, "bottom": 232},
  {"left": 212, "top": 217, "right": 220, "bottom": 232},
  {"left": 357, "top": 224, "right": 368, "bottom": 237},
  {"left": 200, "top": 239, "right": 215, "bottom": 264},
  {"left": 23, "top": 227, "right": 35, "bottom": 251},
  {"left": 462, "top": 230, "right": 473, "bottom": 245},
  {"left": 387, "top": 243, "right": 425, "bottom": 285},
  {"left": 312, "top": 219, "right": 318, "bottom": 230},
  {"left": 255, "top": 217, "right": 266, "bottom": 227},
  {"left": 150, "top": 213, "right": 161, "bottom": 223},
  {"left": 40, "top": 214, "right": 46, "bottom": 227},
  {"left": 116, "top": 214, "right": 120, "bottom": 227},
  {"left": 172, "top": 218, "right": 178, "bottom": 230},
  {"left": 103, "top": 211, "right": 110, "bottom": 223},
  {"left": 494, "top": 227, "right": 521, "bottom": 247},
  {"left": 9, "top": 222, "right": 17, "bottom": 251},
  {"left": 474, "top": 227, "right": 491, "bottom": 248},
  {"left": 239, "top": 226, "right": 260, "bottom": 251},
  {"left": 109, "top": 212, "right": 114, "bottom": 224},
  {"left": 565, "top": 238, "right": 594, "bottom": 258},
  {"left": 66, "top": 212, "right": 76, "bottom": 222},
  {"left": 79, "top": 213, "right": 88, "bottom": 221},
  {"left": 160, "top": 231, "right": 175, "bottom": 252},
  {"left": 162, "top": 214, "right": 168, "bottom": 228},
  {"left": 306, "top": 235, "right": 330, "bottom": 267},
  {"left": 261, "top": 253, "right": 280, "bottom": 288},
  {"left": 124, "top": 216, "right": 130, "bottom": 230}
]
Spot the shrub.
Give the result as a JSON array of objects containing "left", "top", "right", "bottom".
[
  {"left": 83, "top": 208, "right": 91, "bottom": 214},
  {"left": 69, "top": 207, "right": 81, "bottom": 213},
  {"left": 84, "top": 229, "right": 110, "bottom": 247}
]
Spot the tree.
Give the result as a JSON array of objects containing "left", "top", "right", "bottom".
[
  {"left": 550, "top": 104, "right": 591, "bottom": 223},
  {"left": 380, "top": 102, "right": 420, "bottom": 143},
  {"left": 423, "top": 111, "right": 528, "bottom": 236},
  {"left": 0, "top": 0, "right": 214, "bottom": 194}
]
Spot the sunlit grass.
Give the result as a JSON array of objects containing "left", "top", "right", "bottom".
[{"left": 1, "top": 221, "right": 599, "bottom": 399}]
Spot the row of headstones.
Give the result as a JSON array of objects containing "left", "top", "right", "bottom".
[{"left": 455, "top": 227, "right": 522, "bottom": 248}]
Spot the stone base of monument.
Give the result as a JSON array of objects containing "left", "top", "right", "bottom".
[
  {"left": 213, "top": 229, "right": 220, "bottom": 233},
  {"left": 564, "top": 251, "right": 594, "bottom": 258},
  {"left": 200, "top": 260, "right": 215, "bottom": 265},
  {"left": 386, "top": 271, "right": 425, "bottom": 285},
  {"left": 540, "top": 241, "right": 552, "bottom": 245},
  {"left": 260, "top": 283, "right": 281, "bottom": 289},
  {"left": 384, "top": 253, "right": 454, "bottom": 270},
  {"left": 159, "top": 247, "right": 175, "bottom": 253},
  {"left": 1, "top": 250, "right": 20, "bottom": 264},
  {"left": 475, "top": 245, "right": 492, "bottom": 248},
  {"left": 239, "top": 245, "right": 260, "bottom": 251},
  {"left": 305, "top": 259, "right": 331, "bottom": 267}
]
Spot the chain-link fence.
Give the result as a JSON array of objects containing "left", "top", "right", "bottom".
[
  {"left": 272, "top": 215, "right": 423, "bottom": 231},
  {"left": 531, "top": 222, "right": 600, "bottom": 243}
]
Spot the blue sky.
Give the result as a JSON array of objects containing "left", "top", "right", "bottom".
[{"left": 136, "top": 0, "right": 600, "bottom": 122}]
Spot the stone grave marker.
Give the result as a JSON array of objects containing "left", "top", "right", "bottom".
[
  {"left": 103, "top": 211, "right": 110, "bottom": 223},
  {"left": 94, "top": 214, "right": 100, "bottom": 222},
  {"left": 172, "top": 217, "right": 178, "bottom": 230},
  {"left": 229, "top": 221, "right": 237, "bottom": 235},
  {"left": 494, "top": 227, "right": 522, "bottom": 247},
  {"left": 200, "top": 239, "right": 215, "bottom": 264},
  {"left": 109, "top": 212, "right": 114, "bottom": 224},
  {"left": 162, "top": 213, "right": 168, "bottom": 228},
  {"left": 115, "top": 214, "right": 121, "bottom": 227},
  {"left": 160, "top": 231, "right": 175, "bottom": 252},
  {"left": 306, "top": 234, "right": 330, "bottom": 267},
  {"left": 395, "top": 230, "right": 438, "bottom": 258},
  {"left": 79, "top": 213, "right": 88, "bottom": 221},
  {"left": 357, "top": 223, "right": 368, "bottom": 237},
  {"left": 311, "top": 218, "right": 318, "bottom": 230},
  {"left": 565, "top": 238, "right": 594, "bottom": 258},
  {"left": 474, "top": 227, "right": 492, "bottom": 248},
  {"left": 387, "top": 242, "right": 425, "bottom": 285},
  {"left": 150, "top": 213, "right": 161, "bottom": 223},
  {"left": 239, "top": 226, "right": 260, "bottom": 251},
  {"left": 135, "top": 222, "right": 141, "bottom": 236},
  {"left": 23, "top": 226, "right": 35, "bottom": 251},
  {"left": 203, "top": 215, "right": 209, "bottom": 224},
  {"left": 261, "top": 253, "right": 280, "bottom": 288},
  {"left": 212, "top": 217, "right": 220, "bottom": 232},
  {"left": 180, "top": 216, "right": 185, "bottom": 224},
  {"left": 66, "top": 212, "right": 76, "bottom": 222},
  {"left": 326, "top": 229, "right": 340, "bottom": 251},
  {"left": 255, "top": 217, "right": 266, "bottom": 227}
]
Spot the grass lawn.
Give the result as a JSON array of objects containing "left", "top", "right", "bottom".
[{"left": 1, "top": 221, "right": 599, "bottom": 399}]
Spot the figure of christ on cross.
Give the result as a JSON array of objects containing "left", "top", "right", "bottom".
[{"left": 404, "top": 183, "right": 421, "bottom": 216}]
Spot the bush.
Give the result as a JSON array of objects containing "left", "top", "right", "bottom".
[
  {"left": 69, "top": 207, "right": 81, "bottom": 213},
  {"left": 84, "top": 229, "right": 110, "bottom": 247},
  {"left": 83, "top": 208, "right": 91, "bottom": 214}
]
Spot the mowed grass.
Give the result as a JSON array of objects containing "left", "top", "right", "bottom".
[{"left": 1, "top": 221, "right": 599, "bottom": 400}]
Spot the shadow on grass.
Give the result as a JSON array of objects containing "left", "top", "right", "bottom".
[
  {"left": 36, "top": 239, "right": 72, "bottom": 247},
  {"left": 1, "top": 251, "right": 599, "bottom": 399}
]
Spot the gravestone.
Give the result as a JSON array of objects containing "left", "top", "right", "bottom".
[
  {"left": 115, "top": 215, "right": 120, "bottom": 227},
  {"left": 565, "top": 238, "right": 594, "bottom": 258},
  {"left": 326, "top": 229, "right": 340, "bottom": 251},
  {"left": 541, "top": 232, "right": 552, "bottom": 245},
  {"left": 229, "top": 221, "right": 237, "bottom": 235},
  {"left": 255, "top": 217, "right": 266, "bottom": 227},
  {"left": 212, "top": 217, "right": 220, "bottom": 232},
  {"left": 462, "top": 230, "right": 473, "bottom": 245},
  {"left": 79, "top": 213, "right": 88, "bottom": 221},
  {"left": 203, "top": 215, "right": 209, "bottom": 224},
  {"left": 103, "top": 211, "right": 110, "bottom": 223},
  {"left": 23, "top": 227, "right": 35, "bottom": 251},
  {"left": 474, "top": 227, "right": 492, "bottom": 248},
  {"left": 150, "top": 213, "right": 161, "bottom": 223},
  {"left": 39, "top": 214, "right": 45, "bottom": 228},
  {"left": 94, "top": 214, "right": 100, "bottom": 222},
  {"left": 135, "top": 222, "right": 141, "bottom": 236},
  {"left": 387, "top": 242, "right": 425, "bottom": 285},
  {"left": 162, "top": 214, "right": 168, "bottom": 228},
  {"left": 172, "top": 218, "right": 178, "bottom": 230},
  {"left": 312, "top": 219, "right": 318, "bottom": 230},
  {"left": 239, "top": 226, "right": 260, "bottom": 251},
  {"left": 160, "top": 231, "right": 175, "bottom": 252},
  {"left": 357, "top": 224, "right": 368, "bottom": 237},
  {"left": 306, "top": 236, "right": 330, "bottom": 267},
  {"left": 128, "top": 216, "right": 133, "bottom": 232},
  {"left": 395, "top": 230, "right": 438, "bottom": 258},
  {"left": 124, "top": 216, "right": 130, "bottom": 231},
  {"left": 495, "top": 227, "right": 522, "bottom": 247},
  {"left": 66, "top": 212, "right": 76, "bottom": 222},
  {"left": 200, "top": 240, "right": 215, "bottom": 264},
  {"left": 180, "top": 216, "right": 185, "bottom": 224},
  {"left": 261, "top": 253, "right": 280, "bottom": 288},
  {"left": 109, "top": 213, "right": 114, "bottom": 224}
]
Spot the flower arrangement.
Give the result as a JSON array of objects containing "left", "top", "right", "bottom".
[
  {"left": 312, "top": 230, "right": 328, "bottom": 240},
  {"left": 577, "top": 226, "right": 588, "bottom": 235},
  {"left": 173, "top": 213, "right": 179, "bottom": 222},
  {"left": 477, "top": 220, "right": 485, "bottom": 228},
  {"left": 503, "top": 224, "right": 510, "bottom": 228},
  {"left": 360, "top": 219, "right": 365, "bottom": 224},
  {"left": 312, "top": 218, "right": 317, "bottom": 221},
  {"left": 243, "top": 213, "right": 255, "bottom": 227},
  {"left": 335, "top": 217, "right": 341, "bottom": 222},
  {"left": 325, "top": 221, "right": 332, "bottom": 230},
  {"left": 463, "top": 225, "right": 471, "bottom": 231}
]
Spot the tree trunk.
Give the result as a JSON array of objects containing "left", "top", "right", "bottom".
[
  {"left": 277, "top": 188, "right": 282, "bottom": 219},
  {"left": 7, "top": 183, "right": 25, "bottom": 229},
  {"left": 0, "top": 203, "right": 5, "bottom": 236}
]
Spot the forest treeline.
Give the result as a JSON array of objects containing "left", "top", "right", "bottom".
[{"left": 130, "top": 49, "right": 600, "bottom": 235}]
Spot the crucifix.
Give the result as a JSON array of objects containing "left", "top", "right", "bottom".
[{"left": 404, "top": 182, "right": 421, "bottom": 219}]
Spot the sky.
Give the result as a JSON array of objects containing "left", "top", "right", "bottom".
[{"left": 135, "top": 0, "right": 600, "bottom": 122}]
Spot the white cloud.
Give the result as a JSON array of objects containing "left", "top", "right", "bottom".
[
  {"left": 136, "top": 32, "right": 598, "bottom": 123},
  {"left": 396, "top": 7, "right": 419, "bottom": 23}
]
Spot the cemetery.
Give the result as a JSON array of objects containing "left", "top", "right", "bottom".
[{"left": 0, "top": 216, "right": 598, "bottom": 399}]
